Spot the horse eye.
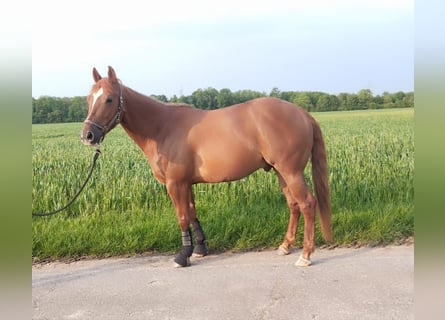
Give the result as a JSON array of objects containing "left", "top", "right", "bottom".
[{"left": 106, "top": 98, "right": 113, "bottom": 104}]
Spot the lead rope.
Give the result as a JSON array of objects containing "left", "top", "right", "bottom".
[{"left": 32, "top": 148, "right": 101, "bottom": 217}]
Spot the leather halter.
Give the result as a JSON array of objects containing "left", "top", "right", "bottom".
[{"left": 84, "top": 82, "right": 124, "bottom": 134}]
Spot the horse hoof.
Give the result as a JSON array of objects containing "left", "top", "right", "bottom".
[
  {"left": 174, "top": 256, "right": 191, "bottom": 268},
  {"left": 294, "top": 256, "right": 311, "bottom": 267},
  {"left": 192, "top": 244, "right": 208, "bottom": 258},
  {"left": 276, "top": 245, "right": 290, "bottom": 256}
]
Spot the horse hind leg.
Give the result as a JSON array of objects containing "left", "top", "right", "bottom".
[
  {"left": 294, "top": 189, "right": 316, "bottom": 267},
  {"left": 276, "top": 171, "right": 302, "bottom": 256},
  {"left": 279, "top": 172, "right": 317, "bottom": 267},
  {"left": 293, "top": 181, "right": 317, "bottom": 267},
  {"left": 191, "top": 219, "right": 208, "bottom": 257}
]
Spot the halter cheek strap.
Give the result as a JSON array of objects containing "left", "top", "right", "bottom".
[{"left": 84, "top": 82, "right": 124, "bottom": 134}]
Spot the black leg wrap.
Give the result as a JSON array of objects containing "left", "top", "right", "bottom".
[
  {"left": 174, "top": 229, "right": 194, "bottom": 267},
  {"left": 193, "top": 243, "right": 209, "bottom": 257},
  {"left": 174, "top": 245, "right": 193, "bottom": 267},
  {"left": 192, "top": 219, "right": 209, "bottom": 257}
]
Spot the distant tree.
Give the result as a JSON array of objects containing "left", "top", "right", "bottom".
[
  {"left": 307, "top": 92, "right": 325, "bottom": 111},
  {"left": 269, "top": 87, "right": 281, "bottom": 98},
  {"left": 208, "top": 88, "right": 219, "bottom": 109},
  {"left": 404, "top": 92, "right": 414, "bottom": 108},
  {"left": 233, "top": 90, "right": 266, "bottom": 104},
  {"left": 373, "top": 94, "right": 384, "bottom": 109},
  {"left": 60, "top": 97, "right": 70, "bottom": 120},
  {"left": 357, "top": 89, "right": 373, "bottom": 109},
  {"left": 216, "top": 88, "right": 234, "bottom": 108},
  {"left": 317, "top": 94, "right": 340, "bottom": 112},
  {"left": 171, "top": 94, "right": 192, "bottom": 104},
  {"left": 32, "top": 98, "right": 40, "bottom": 123},
  {"left": 170, "top": 94, "right": 179, "bottom": 103},
  {"left": 382, "top": 91, "right": 395, "bottom": 109},
  {"left": 32, "top": 88, "right": 413, "bottom": 124},
  {"left": 393, "top": 91, "right": 406, "bottom": 108},
  {"left": 47, "top": 109, "right": 63, "bottom": 123},
  {"left": 279, "top": 91, "right": 294, "bottom": 102},
  {"left": 191, "top": 89, "right": 205, "bottom": 109},
  {"left": 347, "top": 94, "right": 360, "bottom": 110},
  {"left": 330, "top": 94, "right": 340, "bottom": 111},
  {"left": 33, "top": 96, "right": 56, "bottom": 123},
  {"left": 151, "top": 94, "right": 168, "bottom": 103},
  {"left": 292, "top": 92, "right": 313, "bottom": 111},
  {"left": 68, "top": 96, "right": 88, "bottom": 122},
  {"left": 337, "top": 93, "right": 350, "bottom": 111},
  {"left": 191, "top": 87, "right": 218, "bottom": 110}
]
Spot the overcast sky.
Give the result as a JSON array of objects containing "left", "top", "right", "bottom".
[{"left": 32, "top": 0, "right": 413, "bottom": 98}]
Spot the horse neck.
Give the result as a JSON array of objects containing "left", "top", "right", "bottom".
[{"left": 120, "top": 86, "right": 169, "bottom": 148}]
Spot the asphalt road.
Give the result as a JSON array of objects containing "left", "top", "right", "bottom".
[{"left": 32, "top": 245, "right": 414, "bottom": 320}]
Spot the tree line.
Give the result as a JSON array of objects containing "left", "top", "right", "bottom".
[{"left": 32, "top": 88, "right": 413, "bottom": 124}]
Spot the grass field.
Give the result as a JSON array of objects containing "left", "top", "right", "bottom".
[{"left": 32, "top": 108, "right": 414, "bottom": 260}]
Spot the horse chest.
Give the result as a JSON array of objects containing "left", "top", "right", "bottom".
[
  {"left": 147, "top": 152, "right": 190, "bottom": 185},
  {"left": 147, "top": 155, "right": 168, "bottom": 184}
]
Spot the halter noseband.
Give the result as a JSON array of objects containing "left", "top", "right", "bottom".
[{"left": 84, "top": 82, "right": 124, "bottom": 134}]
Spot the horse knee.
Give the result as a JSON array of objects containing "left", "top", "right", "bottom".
[{"left": 284, "top": 177, "right": 315, "bottom": 215}]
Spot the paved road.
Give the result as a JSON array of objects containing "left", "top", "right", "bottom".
[{"left": 32, "top": 245, "right": 413, "bottom": 320}]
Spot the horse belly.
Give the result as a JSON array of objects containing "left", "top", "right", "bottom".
[{"left": 195, "top": 148, "right": 263, "bottom": 183}]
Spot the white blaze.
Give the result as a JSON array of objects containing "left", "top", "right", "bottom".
[{"left": 91, "top": 87, "right": 104, "bottom": 110}]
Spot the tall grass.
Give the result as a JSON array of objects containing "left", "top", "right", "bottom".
[{"left": 32, "top": 109, "right": 414, "bottom": 260}]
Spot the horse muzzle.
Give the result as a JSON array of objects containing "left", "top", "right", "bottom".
[{"left": 80, "top": 124, "right": 104, "bottom": 146}]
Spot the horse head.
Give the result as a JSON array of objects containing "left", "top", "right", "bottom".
[{"left": 81, "top": 66, "right": 123, "bottom": 147}]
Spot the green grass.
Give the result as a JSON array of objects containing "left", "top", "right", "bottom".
[{"left": 32, "top": 108, "right": 414, "bottom": 260}]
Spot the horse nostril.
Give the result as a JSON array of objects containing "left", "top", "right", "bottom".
[{"left": 86, "top": 131, "right": 94, "bottom": 141}]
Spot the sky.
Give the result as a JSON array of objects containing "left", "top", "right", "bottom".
[{"left": 32, "top": 0, "right": 413, "bottom": 98}]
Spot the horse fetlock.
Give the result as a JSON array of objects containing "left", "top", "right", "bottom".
[
  {"left": 303, "top": 241, "right": 315, "bottom": 254},
  {"left": 294, "top": 255, "right": 312, "bottom": 267},
  {"left": 174, "top": 245, "right": 194, "bottom": 267},
  {"left": 174, "top": 255, "right": 191, "bottom": 268},
  {"left": 193, "top": 242, "right": 209, "bottom": 257},
  {"left": 277, "top": 244, "right": 291, "bottom": 256},
  {"left": 182, "top": 244, "right": 194, "bottom": 257}
]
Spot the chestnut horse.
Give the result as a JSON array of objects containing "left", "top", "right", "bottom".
[{"left": 81, "top": 66, "right": 332, "bottom": 267}]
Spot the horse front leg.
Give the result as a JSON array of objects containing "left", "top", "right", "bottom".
[
  {"left": 166, "top": 181, "right": 194, "bottom": 267},
  {"left": 188, "top": 187, "right": 208, "bottom": 257}
]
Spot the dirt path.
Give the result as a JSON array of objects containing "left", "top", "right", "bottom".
[{"left": 32, "top": 245, "right": 413, "bottom": 320}]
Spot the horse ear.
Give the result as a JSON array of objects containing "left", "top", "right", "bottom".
[
  {"left": 108, "top": 66, "right": 117, "bottom": 83},
  {"left": 92, "top": 67, "right": 102, "bottom": 83}
]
